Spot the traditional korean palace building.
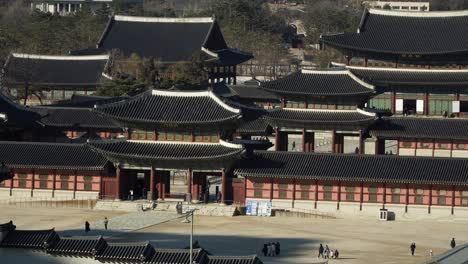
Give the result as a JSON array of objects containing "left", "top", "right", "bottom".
[
  {"left": 0, "top": 221, "right": 262, "bottom": 264},
  {"left": 96, "top": 15, "right": 253, "bottom": 84},
  {"left": 3, "top": 53, "right": 111, "bottom": 105},
  {"left": 2, "top": 9, "right": 468, "bottom": 220}
]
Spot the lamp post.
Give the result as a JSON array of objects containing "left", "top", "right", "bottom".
[{"left": 183, "top": 208, "right": 198, "bottom": 264}]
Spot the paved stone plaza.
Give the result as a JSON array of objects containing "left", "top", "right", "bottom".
[{"left": 2, "top": 205, "right": 465, "bottom": 264}]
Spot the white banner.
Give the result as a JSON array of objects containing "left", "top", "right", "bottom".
[
  {"left": 416, "top": 100, "right": 424, "bottom": 113},
  {"left": 396, "top": 99, "right": 404, "bottom": 112},
  {"left": 453, "top": 101, "right": 460, "bottom": 113}
]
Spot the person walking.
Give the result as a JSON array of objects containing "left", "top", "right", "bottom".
[
  {"left": 216, "top": 191, "right": 222, "bottom": 203},
  {"left": 271, "top": 242, "right": 276, "bottom": 256},
  {"left": 262, "top": 244, "right": 268, "bottom": 256},
  {"left": 410, "top": 242, "right": 416, "bottom": 256},
  {"left": 324, "top": 245, "right": 330, "bottom": 259},
  {"left": 318, "top": 244, "right": 324, "bottom": 258},
  {"left": 275, "top": 241, "right": 280, "bottom": 256},
  {"left": 451, "top": 238, "right": 456, "bottom": 249},
  {"left": 85, "top": 221, "right": 90, "bottom": 233},
  {"left": 334, "top": 249, "right": 339, "bottom": 259},
  {"left": 267, "top": 243, "right": 272, "bottom": 256},
  {"left": 103, "top": 217, "right": 109, "bottom": 230}
]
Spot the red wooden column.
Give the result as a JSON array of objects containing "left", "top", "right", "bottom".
[
  {"left": 429, "top": 185, "right": 433, "bottom": 214},
  {"left": 221, "top": 169, "right": 228, "bottom": 204},
  {"left": 187, "top": 168, "right": 192, "bottom": 196},
  {"left": 382, "top": 183, "right": 387, "bottom": 209},
  {"left": 358, "top": 130, "right": 365, "bottom": 154},
  {"left": 31, "top": 169, "right": 35, "bottom": 198},
  {"left": 73, "top": 171, "right": 78, "bottom": 199},
  {"left": 192, "top": 172, "right": 200, "bottom": 201},
  {"left": 270, "top": 177, "right": 274, "bottom": 201},
  {"left": 115, "top": 166, "right": 121, "bottom": 200},
  {"left": 337, "top": 181, "right": 341, "bottom": 210},
  {"left": 360, "top": 182, "right": 364, "bottom": 211},
  {"left": 52, "top": 170, "right": 57, "bottom": 198},
  {"left": 452, "top": 185, "right": 456, "bottom": 215},
  {"left": 149, "top": 167, "right": 155, "bottom": 200},
  {"left": 275, "top": 128, "right": 280, "bottom": 151},
  {"left": 391, "top": 91, "right": 396, "bottom": 114},
  {"left": 10, "top": 170, "right": 14, "bottom": 196},
  {"left": 314, "top": 180, "right": 319, "bottom": 209},
  {"left": 405, "top": 184, "right": 409, "bottom": 213},
  {"left": 292, "top": 179, "right": 296, "bottom": 208}
]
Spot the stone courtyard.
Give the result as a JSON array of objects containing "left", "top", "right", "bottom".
[{"left": 1, "top": 204, "right": 466, "bottom": 264}]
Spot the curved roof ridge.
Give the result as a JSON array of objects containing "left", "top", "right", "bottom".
[
  {"left": 368, "top": 8, "right": 468, "bottom": 18},
  {"left": 281, "top": 108, "right": 367, "bottom": 113},
  {"left": 11, "top": 53, "right": 110, "bottom": 61},
  {"left": 114, "top": 15, "right": 214, "bottom": 23},
  {"left": 151, "top": 89, "right": 240, "bottom": 114},
  {"left": 347, "top": 65, "right": 468, "bottom": 73}
]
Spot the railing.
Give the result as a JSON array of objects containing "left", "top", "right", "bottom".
[{"left": 0, "top": 197, "right": 97, "bottom": 209}]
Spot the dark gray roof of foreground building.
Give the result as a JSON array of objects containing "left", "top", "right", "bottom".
[
  {"left": 235, "top": 151, "right": 468, "bottom": 185},
  {"left": 348, "top": 66, "right": 468, "bottom": 87},
  {"left": 321, "top": 9, "right": 468, "bottom": 55},
  {"left": 0, "top": 141, "right": 109, "bottom": 170},
  {"left": 97, "top": 16, "right": 227, "bottom": 61},
  {"left": 34, "top": 107, "right": 120, "bottom": 129},
  {"left": 261, "top": 70, "right": 374, "bottom": 96},
  {"left": 94, "top": 89, "right": 241, "bottom": 129},
  {"left": 4, "top": 53, "right": 109, "bottom": 88},
  {"left": 265, "top": 108, "right": 376, "bottom": 130},
  {"left": 369, "top": 117, "right": 468, "bottom": 140},
  {"left": 427, "top": 243, "right": 468, "bottom": 264},
  {"left": 0, "top": 222, "right": 264, "bottom": 264},
  {"left": 88, "top": 140, "right": 244, "bottom": 169}
]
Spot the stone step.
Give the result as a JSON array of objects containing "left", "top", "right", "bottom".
[{"left": 94, "top": 200, "right": 155, "bottom": 212}]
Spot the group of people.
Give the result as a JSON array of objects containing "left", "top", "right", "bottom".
[
  {"left": 262, "top": 242, "right": 281, "bottom": 257},
  {"left": 410, "top": 238, "right": 457, "bottom": 257},
  {"left": 318, "top": 244, "right": 339, "bottom": 259},
  {"left": 84, "top": 217, "right": 109, "bottom": 233}
]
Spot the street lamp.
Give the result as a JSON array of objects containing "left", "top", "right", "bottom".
[{"left": 183, "top": 208, "right": 198, "bottom": 264}]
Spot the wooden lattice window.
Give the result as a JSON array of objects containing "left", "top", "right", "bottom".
[
  {"left": 60, "top": 175, "right": 70, "bottom": 180},
  {"left": 323, "top": 192, "right": 332, "bottom": 200},
  {"left": 253, "top": 183, "right": 264, "bottom": 188},
  {"left": 368, "top": 194, "right": 378, "bottom": 202},
  {"left": 279, "top": 190, "right": 287, "bottom": 198},
  {"left": 300, "top": 185, "right": 310, "bottom": 190},
  {"left": 84, "top": 176, "right": 93, "bottom": 181},
  {"left": 18, "top": 173, "right": 28, "bottom": 179},
  {"left": 254, "top": 190, "right": 263, "bottom": 198},
  {"left": 415, "top": 196, "right": 423, "bottom": 204},
  {"left": 61, "top": 182, "right": 69, "bottom": 190},
  {"left": 84, "top": 183, "right": 92, "bottom": 191},
  {"left": 18, "top": 180, "right": 26, "bottom": 188},
  {"left": 323, "top": 186, "right": 333, "bottom": 191},
  {"left": 301, "top": 191, "right": 309, "bottom": 200},
  {"left": 278, "top": 184, "right": 288, "bottom": 189}
]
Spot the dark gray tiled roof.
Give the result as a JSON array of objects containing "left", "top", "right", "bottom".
[
  {"left": 235, "top": 151, "right": 468, "bottom": 185},
  {"left": 145, "top": 248, "right": 208, "bottom": 264},
  {"left": 96, "top": 242, "right": 155, "bottom": 262},
  {"left": 261, "top": 70, "right": 374, "bottom": 96},
  {"left": 4, "top": 54, "right": 108, "bottom": 88},
  {"left": 88, "top": 140, "right": 243, "bottom": 169},
  {"left": 49, "top": 94, "right": 128, "bottom": 108},
  {"left": 0, "top": 222, "right": 263, "bottom": 264},
  {"left": 0, "top": 141, "right": 109, "bottom": 170},
  {"left": 207, "top": 256, "right": 262, "bottom": 264},
  {"left": 428, "top": 243, "right": 468, "bottom": 264},
  {"left": 47, "top": 236, "right": 106, "bottom": 256},
  {"left": 237, "top": 117, "right": 271, "bottom": 135},
  {"left": 369, "top": 117, "right": 468, "bottom": 140},
  {"left": 0, "top": 92, "right": 42, "bottom": 128},
  {"left": 229, "top": 85, "right": 279, "bottom": 101},
  {"left": 95, "top": 89, "right": 241, "bottom": 128},
  {"left": 349, "top": 67, "right": 468, "bottom": 87},
  {"left": 0, "top": 229, "right": 58, "bottom": 249},
  {"left": 97, "top": 16, "right": 227, "bottom": 60},
  {"left": 321, "top": 9, "right": 468, "bottom": 55},
  {"left": 265, "top": 108, "right": 376, "bottom": 130},
  {"left": 34, "top": 107, "right": 120, "bottom": 129}
]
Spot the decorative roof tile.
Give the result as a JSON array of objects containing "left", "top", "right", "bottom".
[
  {"left": 369, "top": 117, "right": 468, "bottom": 140},
  {"left": 94, "top": 89, "right": 241, "bottom": 129},
  {"left": 321, "top": 9, "right": 468, "bottom": 55},
  {"left": 207, "top": 256, "right": 262, "bottom": 264},
  {"left": 4, "top": 53, "right": 109, "bottom": 88},
  {"left": 145, "top": 248, "right": 208, "bottom": 264},
  {"left": 0, "top": 229, "right": 58, "bottom": 249},
  {"left": 0, "top": 141, "right": 109, "bottom": 170},
  {"left": 265, "top": 108, "right": 376, "bottom": 130},
  {"left": 34, "top": 107, "right": 120, "bottom": 129},
  {"left": 261, "top": 70, "right": 374, "bottom": 96},
  {"left": 47, "top": 236, "right": 106, "bottom": 256},
  {"left": 349, "top": 66, "right": 468, "bottom": 87},
  {"left": 88, "top": 140, "right": 243, "bottom": 169},
  {"left": 96, "top": 242, "right": 155, "bottom": 262},
  {"left": 235, "top": 151, "right": 468, "bottom": 185}
]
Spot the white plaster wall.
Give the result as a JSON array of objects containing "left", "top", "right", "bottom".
[
  {"left": 399, "top": 148, "right": 415, "bottom": 156},
  {"left": 453, "top": 207, "right": 468, "bottom": 219},
  {"left": 74, "top": 191, "right": 99, "bottom": 200},
  {"left": 53, "top": 190, "right": 74, "bottom": 200},
  {"left": 0, "top": 188, "right": 10, "bottom": 198},
  {"left": 293, "top": 200, "right": 315, "bottom": 210},
  {"left": 430, "top": 205, "right": 452, "bottom": 218},
  {"left": 452, "top": 150, "right": 468, "bottom": 158},
  {"left": 315, "top": 201, "right": 338, "bottom": 213},
  {"left": 11, "top": 189, "right": 32, "bottom": 198},
  {"left": 405, "top": 205, "right": 429, "bottom": 219},
  {"left": 434, "top": 150, "right": 451, "bottom": 157},
  {"left": 33, "top": 189, "right": 53, "bottom": 198},
  {"left": 359, "top": 203, "right": 384, "bottom": 217},
  {"left": 416, "top": 149, "right": 433, "bottom": 157},
  {"left": 364, "top": 140, "right": 376, "bottom": 155},
  {"left": 272, "top": 199, "right": 293, "bottom": 209}
]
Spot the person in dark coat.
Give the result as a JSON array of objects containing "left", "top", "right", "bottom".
[
  {"left": 410, "top": 242, "right": 416, "bottom": 256},
  {"left": 318, "top": 244, "right": 324, "bottom": 258},
  {"left": 85, "top": 221, "right": 90, "bottom": 233},
  {"left": 275, "top": 241, "right": 280, "bottom": 255},
  {"left": 216, "top": 191, "right": 222, "bottom": 203},
  {"left": 451, "top": 238, "right": 456, "bottom": 248},
  {"left": 262, "top": 244, "right": 268, "bottom": 256}
]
